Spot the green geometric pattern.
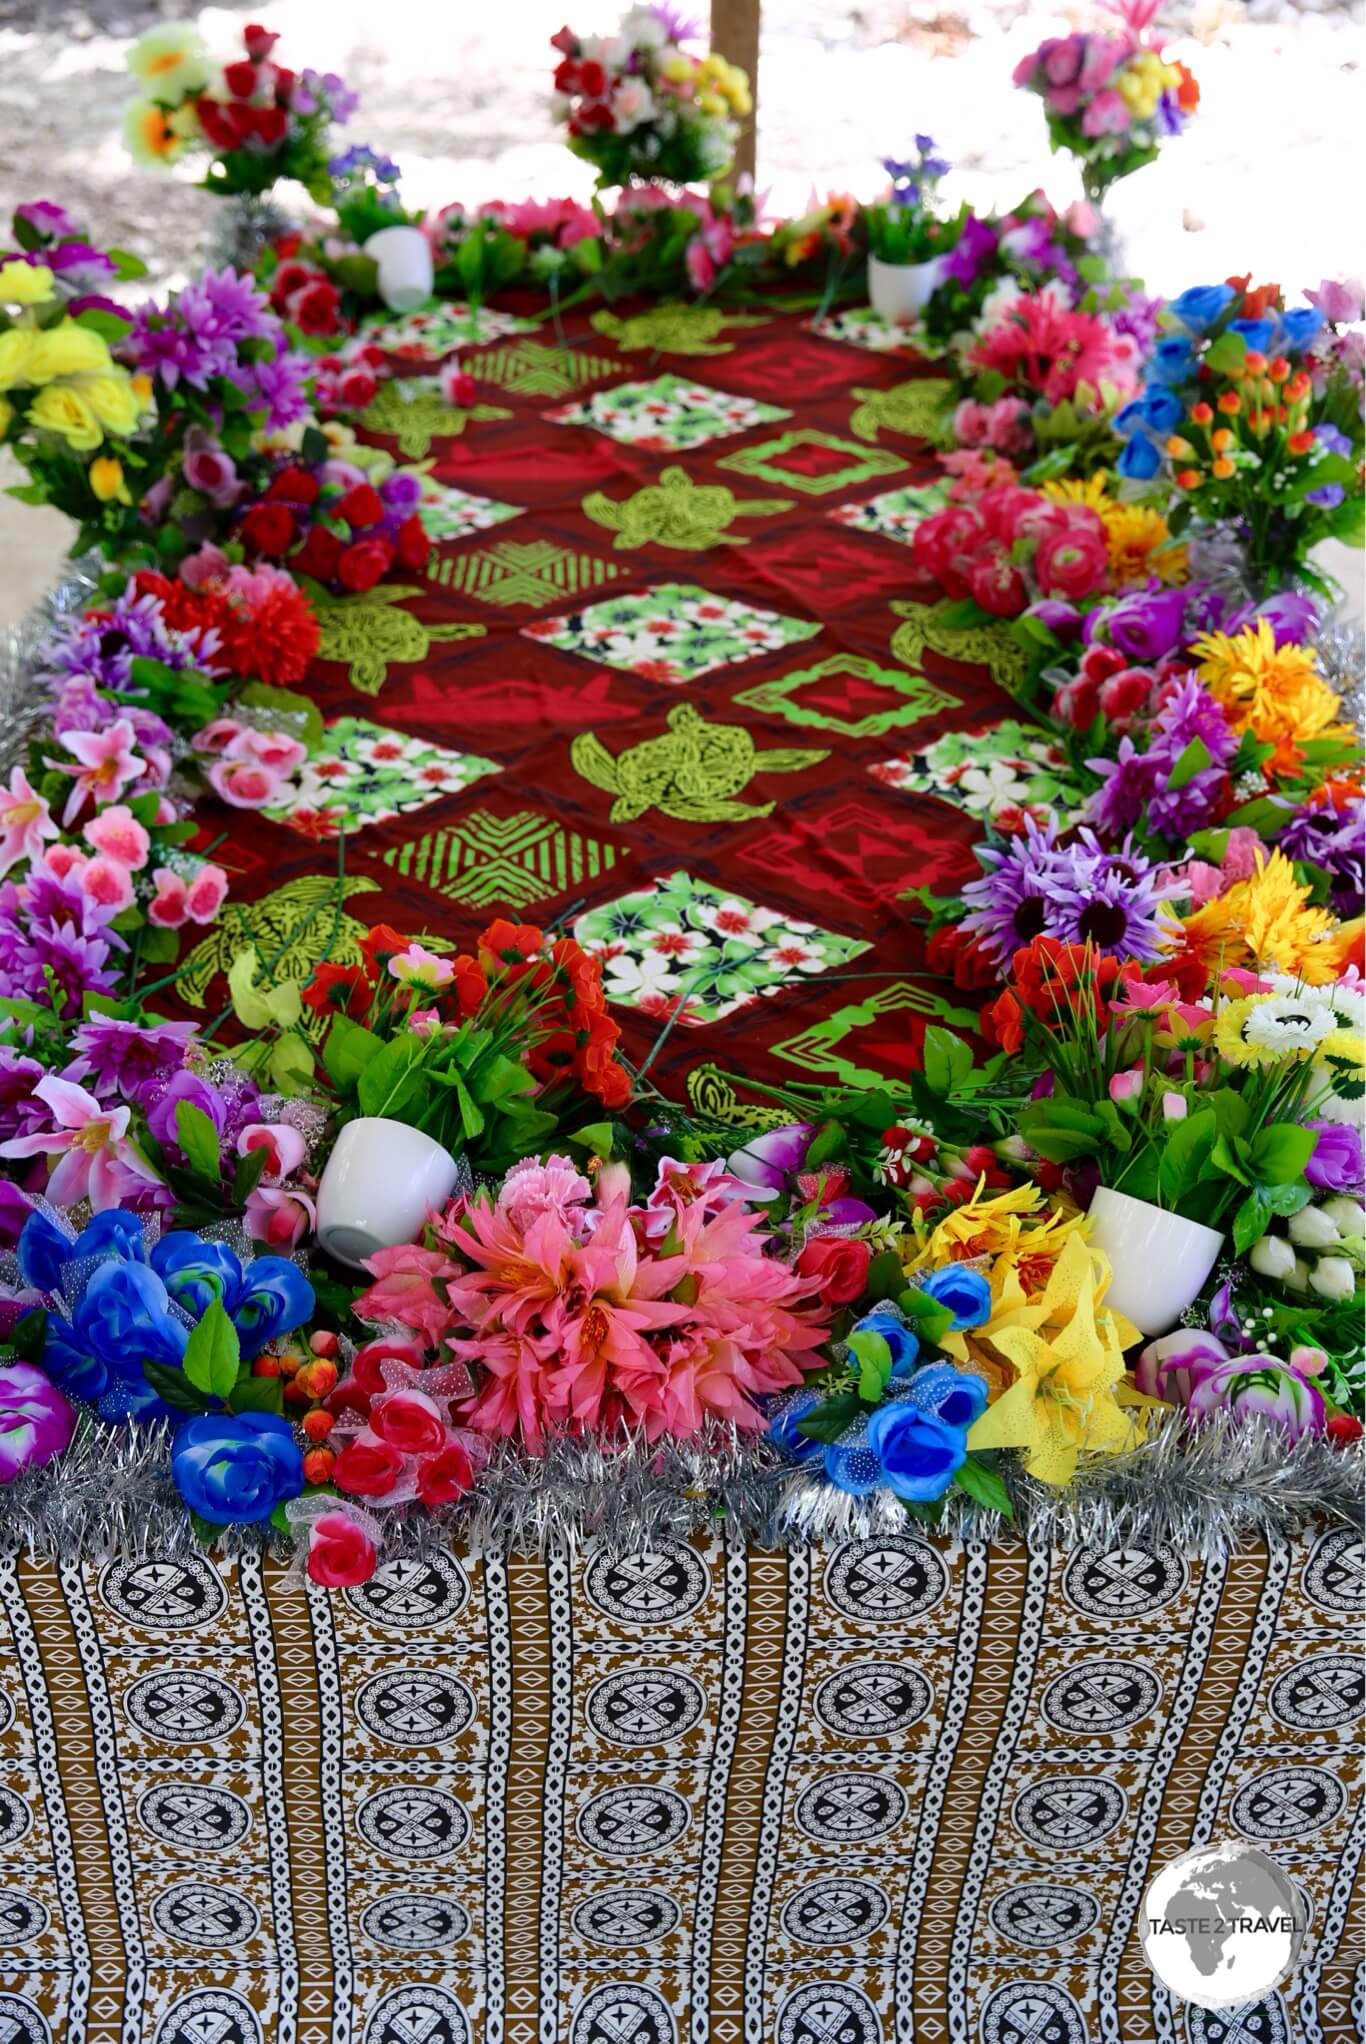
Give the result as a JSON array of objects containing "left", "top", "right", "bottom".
[
  {"left": 383, "top": 810, "right": 623, "bottom": 910},
  {"left": 472, "top": 340, "right": 617, "bottom": 399},
  {"left": 719, "top": 431, "right": 908, "bottom": 496},
  {"left": 772, "top": 983, "right": 982, "bottom": 1086},
  {"left": 426, "top": 539, "right": 626, "bottom": 609},
  {"left": 735, "top": 654, "right": 959, "bottom": 739}
]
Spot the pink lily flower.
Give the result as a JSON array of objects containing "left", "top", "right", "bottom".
[
  {"left": 0, "top": 765, "right": 59, "bottom": 878},
  {"left": 0, "top": 1074, "right": 162, "bottom": 1212},
  {"left": 48, "top": 720, "right": 146, "bottom": 827}
]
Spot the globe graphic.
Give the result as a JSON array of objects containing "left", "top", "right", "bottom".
[{"left": 1141, "top": 1840, "right": 1308, "bottom": 2010}]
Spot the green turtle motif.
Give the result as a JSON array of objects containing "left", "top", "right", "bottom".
[
  {"left": 582, "top": 466, "right": 793, "bottom": 551},
  {"left": 890, "top": 599, "right": 1032, "bottom": 699},
  {"left": 849, "top": 378, "right": 955, "bottom": 445},
  {"left": 591, "top": 304, "right": 769, "bottom": 356},
  {"left": 176, "top": 875, "right": 382, "bottom": 1033},
  {"left": 313, "top": 585, "right": 486, "bottom": 695},
  {"left": 571, "top": 704, "right": 828, "bottom": 823},
  {"left": 359, "top": 381, "right": 511, "bottom": 458}
]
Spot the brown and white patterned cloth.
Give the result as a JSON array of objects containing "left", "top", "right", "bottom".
[{"left": 0, "top": 1527, "right": 1361, "bottom": 2044}]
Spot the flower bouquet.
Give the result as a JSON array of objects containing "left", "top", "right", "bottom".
[
  {"left": 1013, "top": 0, "right": 1199, "bottom": 208},
  {"left": 123, "top": 20, "right": 357, "bottom": 204},
  {"left": 551, "top": 6, "right": 751, "bottom": 189}
]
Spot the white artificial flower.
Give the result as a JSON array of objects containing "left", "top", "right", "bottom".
[
  {"left": 1241, "top": 997, "right": 1336, "bottom": 1056},
  {"left": 1288, "top": 1205, "right": 1341, "bottom": 1249},
  {"left": 612, "top": 78, "right": 656, "bottom": 131},
  {"left": 1248, "top": 1233, "right": 1296, "bottom": 1281},
  {"left": 1321, "top": 1196, "right": 1366, "bottom": 1236},
  {"left": 1309, "top": 1255, "right": 1357, "bottom": 1302}
]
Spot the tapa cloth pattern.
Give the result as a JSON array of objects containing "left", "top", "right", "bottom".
[{"left": 0, "top": 1526, "right": 1361, "bottom": 2043}]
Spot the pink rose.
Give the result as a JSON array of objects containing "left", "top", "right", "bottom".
[
  {"left": 207, "top": 758, "right": 282, "bottom": 809},
  {"left": 370, "top": 1388, "right": 448, "bottom": 1458},
  {"left": 306, "top": 1509, "right": 377, "bottom": 1587},
  {"left": 237, "top": 1121, "right": 308, "bottom": 1181},
  {"left": 183, "top": 864, "right": 229, "bottom": 923},
  {"left": 332, "top": 1429, "right": 405, "bottom": 1498},
  {"left": 0, "top": 1361, "right": 77, "bottom": 1480},
  {"left": 148, "top": 867, "right": 189, "bottom": 929},
  {"left": 227, "top": 727, "right": 308, "bottom": 774},
  {"left": 79, "top": 856, "right": 135, "bottom": 912},
  {"left": 83, "top": 802, "right": 150, "bottom": 869},
  {"left": 1082, "top": 89, "right": 1130, "bottom": 137},
  {"left": 417, "top": 1439, "right": 476, "bottom": 1507},
  {"left": 191, "top": 718, "right": 246, "bottom": 755},
  {"left": 245, "top": 1183, "right": 316, "bottom": 1249}
]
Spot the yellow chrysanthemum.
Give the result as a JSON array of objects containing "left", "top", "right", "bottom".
[
  {"left": 1044, "top": 473, "right": 1111, "bottom": 509},
  {"left": 1236, "top": 850, "right": 1350, "bottom": 983},
  {"left": 906, "top": 1180, "right": 1049, "bottom": 1270},
  {"left": 1192, "top": 621, "right": 1342, "bottom": 753},
  {"left": 1097, "top": 501, "right": 1189, "bottom": 586}
]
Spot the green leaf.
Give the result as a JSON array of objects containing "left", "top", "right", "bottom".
[
  {"left": 1167, "top": 736, "right": 1212, "bottom": 792},
  {"left": 921, "top": 1024, "right": 974, "bottom": 1099},
  {"left": 141, "top": 1358, "right": 211, "bottom": 1415},
  {"left": 228, "top": 947, "right": 302, "bottom": 1032},
  {"left": 8, "top": 1308, "right": 48, "bottom": 1364},
  {"left": 955, "top": 1452, "right": 1014, "bottom": 1517},
  {"left": 453, "top": 1073, "right": 486, "bottom": 1141},
  {"left": 1157, "top": 1107, "right": 1217, "bottom": 1208},
  {"left": 174, "top": 1099, "right": 221, "bottom": 1182},
  {"left": 187, "top": 1510, "right": 221, "bottom": 1550},
  {"left": 896, "top": 1286, "right": 956, "bottom": 1346},
  {"left": 794, "top": 1388, "right": 863, "bottom": 1444},
  {"left": 181, "top": 1299, "right": 241, "bottom": 1401},
  {"left": 357, "top": 1031, "right": 425, "bottom": 1119},
  {"left": 231, "top": 1143, "right": 271, "bottom": 1205},
  {"left": 847, "top": 1326, "right": 894, "bottom": 1402},
  {"left": 323, "top": 1014, "right": 383, "bottom": 1090},
  {"left": 1248, "top": 1123, "right": 1317, "bottom": 1186},
  {"left": 107, "top": 247, "right": 149, "bottom": 280},
  {"left": 565, "top": 1120, "right": 616, "bottom": 1154},
  {"left": 74, "top": 307, "right": 134, "bottom": 343},
  {"left": 1204, "top": 331, "right": 1248, "bottom": 374},
  {"left": 227, "top": 1376, "right": 285, "bottom": 1416},
  {"left": 1232, "top": 1187, "right": 1274, "bottom": 1257},
  {"left": 865, "top": 1249, "right": 905, "bottom": 1301},
  {"left": 269, "top": 1031, "right": 315, "bottom": 1096}
]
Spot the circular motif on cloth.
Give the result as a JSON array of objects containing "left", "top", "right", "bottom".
[
  {"left": 150, "top": 1881, "right": 260, "bottom": 1948},
  {"left": 1040, "top": 1659, "right": 1162, "bottom": 1735},
  {"left": 987, "top": 1883, "right": 1101, "bottom": 1948},
  {"left": 124, "top": 1668, "right": 246, "bottom": 1744},
  {"left": 585, "top": 1668, "right": 707, "bottom": 1746},
  {"left": 0, "top": 1995, "right": 48, "bottom": 2043},
  {"left": 813, "top": 1661, "right": 932, "bottom": 1740},
  {"left": 0, "top": 1790, "right": 35, "bottom": 1852},
  {"left": 794, "top": 1772, "right": 907, "bottom": 1845},
  {"left": 776, "top": 1981, "right": 883, "bottom": 2044},
  {"left": 569, "top": 1982, "right": 677, "bottom": 2044},
  {"left": 978, "top": 1981, "right": 1088, "bottom": 2044},
  {"left": 781, "top": 1878, "right": 891, "bottom": 1945},
  {"left": 1268, "top": 1653, "right": 1364, "bottom": 1731},
  {"left": 1186, "top": 1995, "right": 1290, "bottom": 2044},
  {"left": 570, "top": 1888, "right": 682, "bottom": 1946},
  {"left": 343, "top": 1552, "right": 469, "bottom": 1630},
  {"left": 583, "top": 1545, "right": 710, "bottom": 1625},
  {"left": 576, "top": 1785, "right": 691, "bottom": 1859},
  {"left": 356, "top": 1786, "right": 469, "bottom": 1860},
  {"left": 153, "top": 1989, "right": 261, "bottom": 2044},
  {"left": 1229, "top": 1767, "right": 1345, "bottom": 1842},
  {"left": 1010, "top": 1777, "right": 1126, "bottom": 1852},
  {"left": 1060, "top": 1543, "right": 1187, "bottom": 1620},
  {"left": 823, "top": 1537, "right": 948, "bottom": 1623},
  {"left": 99, "top": 1554, "right": 226, "bottom": 1630},
  {"left": 358, "top": 1893, "right": 469, "bottom": 1951},
  {"left": 363, "top": 1987, "right": 471, "bottom": 2044},
  {"left": 354, "top": 1668, "right": 475, "bottom": 1747},
  {"left": 0, "top": 1893, "right": 49, "bottom": 1946},
  {"left": 136, "top": 1781, "right": 251, "bottom": 1851},
  {"left": 1303, "top": 1526, "right": 1365, "bottom": 1614},
  {"left": 0, "top": 1692, "right": 13, "bottom": 1737}
]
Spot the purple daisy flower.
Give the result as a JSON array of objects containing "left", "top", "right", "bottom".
[
  {"left": 1279, "top": 796, "right": 1365, "bottom": 916},
  {"left": 68, "top": 1017, "right": 199, "bottom": 1099},
  {"left": 960, "top": 817, "right": 1069, "bottom": 964},
  {"left": 1083, "top": 738, "right": 1160, "bottom": 838},
  {"left": 1051, "top": 857, "right": 1178, "bottom": 960}
]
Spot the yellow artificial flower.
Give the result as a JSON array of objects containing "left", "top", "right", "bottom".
[
  {"left": 1192, "top": 621, "right": 1342, "bottom": 755},
  {"left": 90, "top": 456, "right": 132, "bottom": 504},
  {"left": 28, "top": 384, "right": 102, "bottom": 451},
  {"left": 0, "top": 261, "right": 55, "bottom": 307},
  {"left": 1044, "top": 472, "right": 1110, "bottom": 510},
  {"left": 123, "top": 97, "right": 192, "bottom": 169},
  {"left": 1097, "top": 501, "right": 1188, "bottom": 587},
  {"left": 906, "top": 1180, "right": 1049, "bottom": 1269},
  {"left": 26, "top": 324, "right": 111, "bottom": 384},
  {"left": 0, "top": 329, "right": 37, "bottom": 390},
  {"left": 661, "top": 53, "right": 695, "bottom": 83},
  {"left": 126, "top": 22, "right": 210, "bottom": 98},
  {"left": 1237, "top": 850, "right": 1350, "bottom": 982},
  {"left": 966, "top": 1232, "right": 1141, "bottom": 1486},
  {"left": 72, "top": 369, "right": 143, "bottom": 437}
]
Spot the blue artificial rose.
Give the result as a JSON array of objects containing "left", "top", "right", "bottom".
[
  {"left": 21, "top": 1208, "right": 150, "bottom": 1301},
  {"left": 1139, "top": 388, "right": 1184, "bottom": 434},
  {"left": 72, "top": 1261, "right": 188, "bottom": 1372},
  {"left": 768, "top": 1392, "right": 825, "bottom": 1463},
  {"left": 851, "top": 1311, "right": 920, "bottom": 1377},
  {"left": 900, "top": 1362, "right": 990, "bottom": 1431},
  {"left": 1145, "top": 337, "right": 1195, "bottom": 385},
  {"left": 231, "top": 1256, "right": 315, "bottom": 1360},
  {"left": 865, "top": 1403, "right": 966, "bottom": 1502},
  {"left": 72, "top": 1209, "right": 149, "bottom": 1268},
  {"left": 1112, "top": 399, "right": 1150, "bottom": 440},
  {"left": 917, "top": 1266, "right": 993, "bottom": 1331},
  {"left": 151, "top": 1233, "right": 246, "bottom": 1321},
  {"left": 822, "top": 1421, "right": 884, "bottom": 1498},
  {"left": 1167, "top": 284, "right": 1235, "bottom": 331},
  {"left": 170, "top": 1412, "right": 304, "bottom": 1525},
  {"left": 17, "top": 1211, "right": 76, "bottom": 1295},
  {"left": 39, "top": 1313, "right": 112, "bottom": 1403},
  {"left": 1229, "top": 317, "right": 1275, "bottom": 354},
  {"left": 1116, "top": 434, "right": 1163, "bottom": 481},
  {"left": 1277, "top": 306, "right": 1324, "bottom": 351}
]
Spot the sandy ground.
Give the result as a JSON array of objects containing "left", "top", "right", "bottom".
[{"left": 1, "top": 0, "right": 1363, "bottom": 623}]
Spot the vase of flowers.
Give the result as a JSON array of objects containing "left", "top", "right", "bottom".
[
  {"left": 550, "top": 8, "right": 750, "bottom": 190},
  {"left": 862, "top": 139, "right": 961, "bottom": 326},
  {"left": 315, "top": 1116, "right": 461, "bottom": 1268},
  {"left": 1085, "top": 1186, "right": 1224, "bottom": 1335}
]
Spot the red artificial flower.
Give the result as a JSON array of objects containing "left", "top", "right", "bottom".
[
  {"left": 218, "top": 577, "right": 319, "bottom": 686},
  {"left": 337, "top": 482, "right": 384, "bottom": 529},
  {"left": 243, "top": 22, "right": 280, "bottom": 59},
  {"left": 337, "top": 366, "right": 378, "bottom": 409},
  {"left": 293, "top": 524, "right": 343, "bottom": 583},
  {"left": 332, "top": 1430, "right": 405, "bottom": 1499},
  {"left": 369, "top": 1388, "right": 447, "bottom": 1457},
  {"left": 240, "top": 501, "right": 295, "bottom": 557},
  {"left": 1034, "top": 521, "right": 1109, "bottom": 600},
  {"left": 273, "top": 231, "right": 303, "bottom": 259},
  {"left": 1055, "top": 674, "right": 1100, "bottom": 731},
  {"left": 306, "top": 1512, "right": 377, "bottom": 1588},
  {"left": 246, "top": 103, "right": 288, "bottom": 148},
  {"left": 975, "top": 482, "right": 1043, "bottom": 544},
  {"left": 271, "top": 259, "right": 317, "bottom": 303},
  {"left": 578, "top": 58, "right": 608, "bottom": 96},
  {"left": 912, "top": 504, "right": 984, "bottom": 585},
  {"left": 222, "top": 58, "right": 259, "bottom": 97},
  {"left": 359, "top": 923, "right": 412, "bottom": 978},
  {"left": 301, "top": 961, "right": 370, "bottom": 1017},
  {"left": 478, "top": 919, "right": 545, "bottom": 968},
  {"left": 1098, "top": 668, "right": 1152, "bottom": 724},
  {"left": 346, "top": 1337, "right": 426, "bottom": 1403},
  {"left": 795, "top": 1235, "right": 872, "bottom": 1305},
  {"left": 968, "top": 545, "right": 1028, "bottom": 618},
  {"left": 1079, "top": 643, "right": 1129, "bottom": 686},
  {"left": 272, "top": 64, "right": 295, "bottom": 102},
  {"left": 394, "top": 514, "right": 430, "bottom": 570},
  {"left": 1327, "top": 1413, "right": 1364, "bottom": 1446},
  {"left": 266, "top": 464, "right": 320, "bottom": 507},
  {"left": 195, "top": 98, "right": 249, "bottom": 150},
  {"left": 417, "top": 1441, "right": 476, "bottom": 1507},
  {"left": 287, "top": 280, "right": 342, "bottom": 335},
  {"left": 925, "top": 923, "right": 1000, "bottom": 991},
  {"left": 449, "top": 954, "right": 488, "bottom": 1016},
  {"left": 337, "top": 538, "right": 393, "bottom": 593}
]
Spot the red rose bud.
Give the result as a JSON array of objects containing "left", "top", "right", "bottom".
[
  {"left": 337, "top": 482, "right": 384, "bottom": 529},
  {"left": 332, "top": 1430, "right": 405, "bottom": 1498},
  {"left": 273, "top": 64, "right": 295, "bottom": 101},
  {"left": 1327, "top": 1413, "right": 1364, "bottom": 1446},
  {"left": 310, "top": 1331, "right": 339, "bottom": 1359},
  {"left": 249, "top": 103, "right": 288, "bottom": 148},
  {"left": 417, "top": 1440, "right": 476, "bottom": 1508},
  {"left": 243, "top": 22, "right": 280, "bottom": 58},
  {"left": 794, "top": 1234, "right": 873, "bottom": 1305},
  {"left": 222, "top": 58, "right": 259, "bottom": 97},
  {"left": 306, "top": 1510, "right": 377, "bottom": 1588},
  {"left": 337, "top": 367, "right": 378, "bottom": 409},
  {"left": 293, "top": 524, "right": 343, "bottom": 582},
  {"left": 337, "top": 538, "right": 393, "bottom": 592},
  {"left": 301, "top": 1409, "right": 334, "bottom": 1442},
  {"left": 288, "top": 280, "right": 342, "bottom": 335},
  {"left": 266, "top": 464, "right": 320, "bottom": 506},
  {"left": 350, "top": 1337, "right": 426, "bottom": 1401},
  {"left": 196, "top": 98, "right": 249, "bottom": 150},
  {"left": 240, "top": 501, "right": 295, "bottom": 557},
  {"left": 394, "top": 514, "right": 430, "bottom": 570}
]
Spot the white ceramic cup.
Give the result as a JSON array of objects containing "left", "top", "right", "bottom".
[
  {"left": 1087, "top": 1186, "right": 1224, "bottom": 1338},
  {"left": 363, "top": 225, "right": 435, "bottom": 314},
  {"left": 867, "top": 252, "right": 943, "bottom": 326},
  {"left": 315, "top": 1116, "right": 459, "bottom": 1269}
]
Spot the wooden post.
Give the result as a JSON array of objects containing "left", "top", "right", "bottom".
[{"left": 710, "top": 0, "right": 759, "bottom": 183}]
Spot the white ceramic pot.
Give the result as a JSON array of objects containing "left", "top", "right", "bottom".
[
  {"left": 867, "top": 251, "right": 943, "bottom": 326},
  {"left": 363, "top": 225, "right": 434, "bottom": 313},
  {"left": 315, "top": 1117, "right": 459, "bottom": 1269},
  {"left": 1087, "top": 1187, "right": 1224, "bottom": 1338}
]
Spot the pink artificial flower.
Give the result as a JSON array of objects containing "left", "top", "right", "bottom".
[
  {"left": 82, "top": 802, "right": 150, "bottom": 870},
  {"left": 48, "top": 720, "right": 146, "bottom": 827},
  {"left": 78, "top": 855, "right": 136, "bottom": 912},
  {"left": 183, "top": 864, "right": 229, "bottom": 923},
  {"left": 0, "top": 765, "right": 59, "bottom": 879},
  {"left": 1220, "top": 826, "right": 1264, "bottom": 887},
  {"left": 179, "top": 542, "right": 232, "bottom": 590},
  {"left": 369, "top": 1387, "right": 448, "bottom": 1457},
  {"left": 388, "top": 943, "right": 455, "bottom": 991},
  {"left": 357, "top": 1244, "right": 460, "bottom": 1348},
  {"left": 246, "top": 1183, "right": 316, "bottom": 1248},
  {"left": 1082, "top": 88, "right": 1130, "bottom": 136},
  {"left": 407, "top": 1007, "right": 442, "bottom": 1038},
  {"left": 1107, "top": 1066, "right": 1145, "bottom": 1105},
  {"left": 1133, "top": 1327, "right": 1229, "bottom": 1404},
  {"left": 227, "top": 727, "right": 309, "bottom": 775},
  {"left": 148, "top": 867, "right": 190, "bottom": 928},
  {"left": 0, "top": 1361, "right": 77, "bottom": 1481},
  {"left": 1183, "top": 859, "right": 1225, "bottom": 908},
  {"left": 0, "top": 1074, "right": 161, "bottom": 1211},
  {"left": 1161, "top": 1092, "right": 1188, "bottom": 1121},
  {"left": 191, "top": 716, "right": 246, "bottom": 754},
  {"left": 207, "top": 758, "right": 282, "bottom": 808},
  {"left": 497, "top": 1155, "right": 593, "bottom": 1234},
  {"left": 42, "top": 842, "right": 87, "bottom": 881},
  {"left": 306, "top": 1507, "right": 378, "bottom": 1586},
  {"left": 1066, "top": 199, "right": 1100, "bottom": 238},
  {"left": 1305, "top": 278, "right": 1364, "bottom": 325},
  {"left": 237, "top": 1120, "right": 308, "bottom": 1181}
]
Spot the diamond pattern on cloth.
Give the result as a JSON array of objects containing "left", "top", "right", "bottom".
[
  {"left": 427, "top": 539, "right": 626, "bottom": 609},
  {"left": 719, "top": 430, "right": 908, "bottom": 496},
  {"left": 545, "top": 374, "right": 789, "bottom": 449},
  {"left": 381, "top": 809, "right": 623, "bottom": 910},
  {"left": 523, "top": 583, "right": 821, "bottom": 684}
]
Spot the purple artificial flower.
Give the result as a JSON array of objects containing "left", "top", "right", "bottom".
[
  {"left": 1051, "top": 857, "right": 1178, "bottom": 960},
  {"left": 295, "top": 67, "right": 359, "bottom": 121},
  {"left": 1026, "top": 597, "right": 1084, "bottom": 641},
  {"left": 1278, "top": 796, "right": 1364, "bottom": 916},
  {"left": 1225, "top": 587, "right": 1320, "bottom": 646},
  {"left": 960, "top": 816, "right": 1061, "bottom": 963},
  {"left": 42, "top": 242, "right": 116, "bottom": 289},
  {"left": 1134, "top": 1327, "right": 1229, "bottom": 1404},
  {"left": 181, "top": 426, "right": 243, "bottom": 510},
  {"left": 0, "top": 874, "right": 124, "bottom": 1017},
  {"left": 941, "top": 213, "right": 999, "bottom": 288},
  {"left": 1150, "top": 678, "right": 1237, "bottom": 765},
  {"left": 725, "top": 1122, "right": 813, "bottom": 1195},
  {"left": 14, "top": 200, "right": 81, "bottom": 240},
  {"left": 961, "top": 818, "right": 1177, "bottom": 964},
  {"left": 1304, "top": 1119, "right": 1365, "bottom": 1194},
  {"left": 1186, "top": 1356, "right": 1326, "bottom": 1441},
  {"left": 328, "top": 144, "right": 401, "bottom": 184},
  {"left": 1089, "top": 581, "right": 1191, "bottom": 662},
  {"left": 0, "top": 1361, "right": 77, "bottom": 1482},
  {"left": 0, "top": 1048, "right": 49, "bottom": 1144},
  {"left": 1083, "top": 737, "right": 1160, "bottom": 837},
  {"left": 145, "top": 1070, "right": 229, "bottom": 1152},
  {"left": 68, "top": 1016, "right": 199, "bottom": 1100},
  {"left": 380, "top": 471, "right": 422, "bottom": 512},
  {"left": 40, "top": 579, "right": 223, "bottom": 695},
  {"left": 238, "top": 348, "right": 311, "bottom": 432},
  {"left": 1109, "top": 289, "right": 1165, "bottom": 354},
  {"left": 1306, "top": 484, "right": 1346, "bottom": 509}
]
